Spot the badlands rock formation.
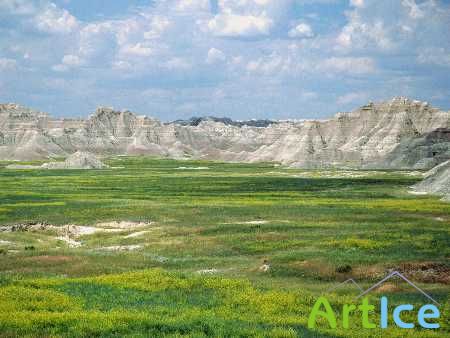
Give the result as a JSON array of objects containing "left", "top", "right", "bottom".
[
  {"left": 5, "top": 151, "right": 108, "bottom": 170},
  {"left": 0, "top": 97, "right": 449, "bottom": 169},
  {"left": 42, "top": 151, "right": 108, "bottom": 169},
  {"left": 413, "top": 160, "right": 450, "bottom": 201}
]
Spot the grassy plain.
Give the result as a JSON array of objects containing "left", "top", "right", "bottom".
[{"left": 0, "top": 157, "right": 448, "bottom": 337}]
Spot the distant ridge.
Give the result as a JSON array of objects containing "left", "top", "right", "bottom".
[
  {"left": 0, "top": 97, "right": 449, "bottom": 169},
  {"left": 172, "top": 116, "right": 278, "bottom": 128}
]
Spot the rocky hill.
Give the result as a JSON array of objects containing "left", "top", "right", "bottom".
[
  {"left": 0, "top": 97, "right": 449, "bottom": 169},
  {"left": 5, "top": 151, "right": 108, "bottom": 170},
  {"left": 42, "top": 151, "right": 108, "bottom": 169},
  {"left": 413, "top": 160, "right": 450, "bottom": 200}
]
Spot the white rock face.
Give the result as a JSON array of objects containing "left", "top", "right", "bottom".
[
  {"left": 42, "top": 151, "right": 108, "bottom": 169},
  {"left": 1, "top": 98, "right": 449, "bottom": 169},
  {"left": 413, "top": 161, "right": 450, "bottom": 200}
]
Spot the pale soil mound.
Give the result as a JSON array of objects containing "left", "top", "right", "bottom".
[
  {"left": 5, "top": 151, "right": 108, "bottom": 170},
  {"left": 413, "top": 160, "right": 450, "bottom": 200},
  {"left": 43, "top": 151, "right": 108, "bottom": 169},
  {"left": 0, "top": 221, "right": 152, "bottom": 234},
  {"left": 95, "top": 221, "right": 152, "bottom": 229},
  {"left": 0, "top": 221, "right": 153, "bottom": 249}
]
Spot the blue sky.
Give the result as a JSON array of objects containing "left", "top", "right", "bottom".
[{"left": 0, "top": 0, "right": 449, "bottom": 120}]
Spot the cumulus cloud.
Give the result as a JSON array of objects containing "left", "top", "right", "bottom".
[
  {"left": 321, "top": 57, "right": 376, "bottom": 75},
  {"left": 208, "top": 13, "right": 273, "bottom": 37},
  {"left": 402, "top": 0, "right": 425, "bottom": 19},
  {"left": 206, "top": 0, "right": 294, "bottom": 38},
  {"left": 165, "top": 57, "right": 191, "bottom": 70},
  {"left": 176, "top": 0, "right": 210, "bottom": 12},
  {"left": 336, "top": 11, "right": 393, "bottom": 51},
  {"left": 336, "top": 0, "right": 450, "bottom": 53},
  {"left": 119, "top": 43, "right": 153, "bottom": 57},
  {"left": 77, "top": 22, "right": 116, "bottom": 62},
  {"left": 143, "top": 16, "right": 170, "bottom": 39},
  {"left": 206, "top": 48, "right": 226, "bottom": 64},
  {"left": 52, "top": 55, "right": 82, "bottom": 72},
  {"left": 246, "top": 53, "right": 288, "bottom": 75},
  {"left": 0, "top": 0, "right": 36, "bottom": 16},
  {"left": 0, "top": 58, "right": 17, "bottom": 71},
  {"left": 0, "top": 0, "right": 78, "bottom": 35},
  {"left": 62, "top": 54, "right": 82, "bottom": 66},
  {"left": 1, "top": 0, "right": 450, "bottom": 120},
  {"left": 418, "top": 47, "right": 450, "bottom": 67},
  {"left": 34, "top": 3, "right": 78, "bottom": 34},
  {"left": 288, "top": 23, "right": 314, "bottom": 38}
]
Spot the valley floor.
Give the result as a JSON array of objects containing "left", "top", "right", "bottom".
[{"left": 0, "top": 157, "right": 448, "bottom": 337}]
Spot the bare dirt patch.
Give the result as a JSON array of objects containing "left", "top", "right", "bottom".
[
  {"left": 124, "top": 231, "right": 150, "bottom": 238},
  {"left": 96, "top": 245, "right": 143, "bottom": 251},
  {"left": 353, "top": 262, "right": 450, "bottom": 284},
  {"left": 196, "top": 268, "right": 219, "bottom": 274},
  {"left": 55, "top": 236, "right": 82, "bottom": 248},
  {"left": 243, "top": 220, "right": 269, "bottom": 225},
  {"left": 395, "top": 262, "right": 450, "bottom": 284},
  {"left": 374, "top": 282, "right": 402, "bottom": 293}
]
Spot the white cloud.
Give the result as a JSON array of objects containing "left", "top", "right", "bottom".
[
  {"left": 2, "top": 0, "right": 450, "bottom": 120},
  {"left": 62, "top": 54, "right": 82, "bottom": 66},
  {"left": 0, "top": 58, "right": 17, "bottom": 71},
  {"left": 0, "top": 0, "right": 36, "bottom": 15},
  {"left": 112, "top": 60, "right": 133, "bottom": 71},
  {"left": 350, "top": 0, "right": 365, "bottom": 8},
  {"left": 35, "top": 3, "right": 78, "bottom": 34},
  {"left": 337, "top": 92, "right": 368, "bottom": 105},
  {"left": 246, "top": 54, "right": 287, "bottom": 75},
  {"left": 336, "top": 12, "right": 393, "bottom": 51},
  {"left": 176, "top": 0, "right": 210, "bottom": 12},
  {"left": 418, "top": 48, "right": 450, "bottom": 67},
  {"left": 165, "top": 57, "right": 191, "bottom": 70},
  {"left": 119, "top": 43, "right": 153, "bottom": 57},
  {"left": 208, "top": 13, "right": 273, "bottom": 37},
  {"left": 206, "top": 48, "right": 226, "bottom": 64},
  {"left": 143, "top": 16, "right": 170, "bottom": 39},
  {"left": 321, "top": 57, "right": 376, "bottom": 74},
  {"left": 52, "top": 55, "right": 82, "bottom": 72},
  {"left": 336, "top": 0, "right": 450, "bottom": 54},
  {"left": 205, "top": 0, "right": 293, "bottom": 37},
  {"left": 402, "top": 0, "right": 425, "bottom": 19},
  {"left": 78, "top": 22, "right": 115, "bottom": 60},
  {"left": 52, "top": 64, "right": 68, "bottom": 72},
  {"left": 288, "top": 23, "right": 314, "bottom": 38}
]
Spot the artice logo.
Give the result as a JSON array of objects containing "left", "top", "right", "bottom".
[{"left": 308, "top": 271, "right": 441, "bottom": 330}]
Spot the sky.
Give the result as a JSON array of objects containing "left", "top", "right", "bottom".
[{"left": 0, "top": 0, "right": 449, "bottom": 121}]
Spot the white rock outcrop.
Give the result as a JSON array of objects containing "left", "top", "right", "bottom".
[
  {"left": 42, "top": 151, "right": 108, "bottom": 169},
  {"left": 413, "top": 161, "right": 450, "bottom": 201}
]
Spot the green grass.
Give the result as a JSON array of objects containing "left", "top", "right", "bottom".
[{"left": 0, "top": 157, "right": 448, "bottom": 337}]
